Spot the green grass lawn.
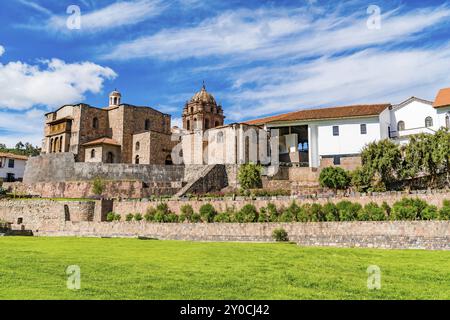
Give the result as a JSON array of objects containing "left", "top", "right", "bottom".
[{"left": 0, "top": 237, "right": 449, "bottom": 300}]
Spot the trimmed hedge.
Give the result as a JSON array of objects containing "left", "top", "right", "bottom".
[{"left": 107, "top": 198, "right": 450, "bottom": 223}]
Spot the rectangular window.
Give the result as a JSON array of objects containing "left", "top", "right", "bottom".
[
  {"left": 8, "top": 159, "right": 14, "bottom": 168},
  {"left": 333, "top": 126, "right": 339, "bottom": 136},
  {"left": 333, "top": 156, "right": 341, "bottom": 165},
  {"left": 360, "top": 124, "right": 367, "bottom": 135}
]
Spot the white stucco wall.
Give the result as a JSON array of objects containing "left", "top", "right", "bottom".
[
  {"left": 317, "top": 117, "right": 381, "bottom": 156},
  {"left": 436, "top": 107, "right": 450, "bottom": 129},
  {"left": 0, "top": 157, "right": 27, "bottom": 180},
  {"left": 390, "top": 100, "right": 438, "bottom": 132}
]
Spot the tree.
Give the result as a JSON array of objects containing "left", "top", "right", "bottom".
[
  {"left": 238, "top": 163, "right": 262, "bottom": 190},
  {"left": 360, "top": 139, "right": 402, "bottom": 189},
  {"left": 319, "top": 167, "right": 351, "bottom": 191},
  {"left": 15, "top": 142, "right": 24, "bottom": 150}
]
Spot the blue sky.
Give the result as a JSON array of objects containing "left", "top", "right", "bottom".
[{"left": 1, "top": 0, "right": 450, "bottom": 147}]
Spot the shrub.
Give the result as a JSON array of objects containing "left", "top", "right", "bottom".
[
  {"left": 235, "top": 204, "right": 259, "bottom": 223},
  {"left": 336, "top": 201, "right": 362, "bottom": 221},
  {"left": 422, "top": 205, "right": 439, "bottom": 220},
  {"left": 214, "top": 213, "right": 231, "bottom": 223},
  {"left": 319, "top": 167, "right": 351, "bottom": 191},
  {"left": 166, "top": 213, "right": 179, "bottom": 223},
  {"left": 191, "top": 213, "right": 202, "bottom": 223},
  {"left": 134, "top": 213, "right": 143, "bottom": 221},
  {"left": 351, "top": 167, "right": 373, "bottom": 193},
  {"left": 91, "top": 177, "right": 105, "bottom": 196},
  {"left": 279, "top": 202, "right": 300, "bottom": 222},
  {"left": 106, "top": 212, "right": 120, "bottom": 222},
  {"left": 0, "top": 187, "right": 6, "bottom": 196},
  {"left": 238, "top": 163, "right": 262, "bottom": 190},
  {"left": 266, "top": 203, "right": 280, "bottom": 222},
  {"left": 381, "top": 202, "right": 391, "bottom": 219},
  {"left": 297, "top": 204, "right": 311, "bottom": 222},
  {"left": 439, "top": 200, "right": 450, "bottom": 220},
  {"left": 360, "top": 203, "right": 386, "bottom": 221},
  {"left": 126, "top": 214, "right": 134, "bottom": 222},
  {"left": 180, "top": 204, "right": 194, "bottom": 222},
  {"left": 272, "top": 228, "right": 289, "bottom": 242},
  {"left": 178, "top": 214, "right": 187, "bottom": 223},
  {"left": 154, "top": 211, "right": 166, "bottom": 223},
  {"left": 391, "top": 198, "right": 428, "bottom": 221},
  {"left": 156, "top": 203, "right": 170, "bottom": 214},
  {"left": 199, "top": 204, "right": 217, "bottom": 222},
  {"left": 323, "top": 203, "right": 339, "bottom": 222},
  {"left": 144, "top": 207, "right": 156, "bottom": 222},
  {"left": 258, "top": 207, "right": 269, "bottom": 222}
]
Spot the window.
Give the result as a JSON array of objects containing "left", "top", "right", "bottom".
[
  {"left": 186, "top": 120, "right": 191, "bottom": 131},
  {"left": 360, "top": 124, "right": 367, "bottom": 135},
  {"left": 8, "top": 159, "right": 14, "bottom": 168},
  {"left": 135, "top": 156, "right": 140, "bottom": 165},
  {"left": 90, "top": 149, "right": 95, "bottom": 159},
  {"left": 446, "top": 115, "right": 450, "bottom": 128},
  {"left": 333, "top": 126, "right": 339, "bottom": 136},
  {"left": 217, "top": 131, "right": 224, "bottom": 143},
  {"left": 205, "top": 119, "right": 210, "bottom": 130},
  {"left": 333, "top": 156, "right": 341, "bottom": 165},
  {"left": 135, "top": 142, "right": 140, "bottom": 151},
  {"left": 215, "top": 121, "right": 220, "bottom": 127},
  {"left": 93, "top": 117, "right": 99, "bottom": 129},
  {"left": 107, "top": 152, "right": 114, "bottom": 164},
  {"left": 145, "top": 119, "right": 150, "bottom": 131},
  {"left": 397, "top": 121, "right": 405, "bottom": 131},
  {"left": 425, "top": 116, "right": 433, "bottom": 128}
]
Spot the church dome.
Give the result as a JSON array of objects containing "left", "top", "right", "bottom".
[
  {"left": 190, "top": 84, "right": 216, "bottom": 105},
  {"left": 110, "top": 90, "right": 121, "bottom": 97}
]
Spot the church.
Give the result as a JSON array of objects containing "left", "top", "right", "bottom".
[{"left": 41, "top": 85, "right": 450, "bottom": 171}]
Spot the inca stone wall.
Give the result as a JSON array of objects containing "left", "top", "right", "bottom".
[{"left": 1, "top": 199, "right": 449, "bottom": 250}]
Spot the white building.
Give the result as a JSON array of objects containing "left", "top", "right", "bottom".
[
  {"left": 0, "top": 152, "right": 28, "bottom": 182},
  {"left": 246, "top": 88, "right": 450, "bottom": 170}
]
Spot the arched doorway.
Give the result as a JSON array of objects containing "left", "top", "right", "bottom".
[
  {"left": 165, "top": 155, "right": 173, "bottom": 165},
  {"left": 106, "top": 152, "right": 114, "bottom": 163}
]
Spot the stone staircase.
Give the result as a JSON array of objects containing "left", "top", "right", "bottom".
[{"left": 175, "top": 165, "right": 228, "bottom": 198}]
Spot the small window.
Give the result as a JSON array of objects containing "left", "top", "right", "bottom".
[
  {"left": 446, "top": 115, "right": 450, "bottom": 128},
  {"left": 217, "top": 131, "right": 224, "bottom": 143},
  {"left": 8, "top": 159, "right": 14, "bottom": 168},
  {"left": 90, "top": 149, "right": 96, "bottom": 159},
  {"left": 360, "top": 124, "right": 367, "bottom": 135},
  {"left": 333, "top": 156, "right": 341, "bottom": 165},
  {"left": 135, "top": 142, "right": 140, "bottom": 151},
  {"left": 186, "top": 120, "right": 191, "bottom": 131},
  {"left": 135, "top": 156, "right": 140, "bottom": 164},
  {"left": 425, "top": 117, "right": 433, "bottom": 128},
  {"left": 145, "top": 119, "right": 150, "bottom": 131},
  {"left": 215, "top": 121, "right": 220, "bottom": 127},
  {"left": 93, "top": 117, "right": 99, "bottom": 129},
  {"left": 205, "top": 119, "right": 210, "bottom": 130},
  {"left": 397, "top": 121, "right": 405, "bottom": 131},
  {"left": 332, "top": 126, "right": 339, "bottom": 136}
]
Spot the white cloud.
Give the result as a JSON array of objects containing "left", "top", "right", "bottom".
[
  {"left": 225, "top": 46, "right": 450, "bottom": 121},
  {"left": 171, "top": 117, "right": 183, "bottom": 128},
  {"left": 0, "top": 108, "right": 45, "bottom": 147},
  {"left": 0, "top": 46, "right": 4, "bottom": 57},
  {"left": 0, "top": 58, "right": 117, "bottom": 110},
  {"left": 46, "top": 0, "right": 165, "bottom": 33},
  {"left": 17, "top": 0, "right": 52, "bottom": 16},
  {"left": 103, "top": 5, "right": 450, "bottom": 61}
]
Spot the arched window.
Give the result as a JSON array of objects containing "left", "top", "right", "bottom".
[
  {"left": 135, "top": 142, "right": 140, "bottom": 151},
  {"left": 217, "top": 131, "right": 224, "bottom": 143},
  {"left": 186, "top": 120, "right": 191, "bottom": 131},
  {"left": 425, "top": 117, "right": 433, "bottom": 128},
  {"left": 93, "top": 117, "right": 99, "bottom": 129},
  {"left": 145, "top": 119, "right": 150, "bottom": 131},
  {"left": 91, "top": 149, "right": 96, "bottom": 159},
  {"left": 165, "top": 155, "right": 173, "bottom": 165},
  {"left": 215, "top": 121, "right": 220, "bottom": 127},
  {"left": 205, "top": 118, "right": 210, "bottom": 130},
  {"left": 135, "top": 155, "right": 140, "bottom": 164},
  {"left": 397, "top": 121, "right": 405, "bottom": 131},
  {"left": 446, "top": 114, "right": 450, "bottom": 128},
  {"left": 50, "top": 138, "right": 54, "bottom": 153},
  {"left": 193, "top": 118, "right": 197, "bottom": 130}
]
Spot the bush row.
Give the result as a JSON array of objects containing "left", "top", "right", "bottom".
[{"left": 107, "top": 198, "right": 450, "bottom": 223}]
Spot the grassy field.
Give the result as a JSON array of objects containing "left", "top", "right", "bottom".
[{"left": 0, "top": 237, "right": 448, "bottom": 300}]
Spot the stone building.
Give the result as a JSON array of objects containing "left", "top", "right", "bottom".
[
  {"left": 180, "top": 85, "right": 270, "bottom": 165},
  {"left": 42, "top": 90, "right": 174, "bottom": 165}
]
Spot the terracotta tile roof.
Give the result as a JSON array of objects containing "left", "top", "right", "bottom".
[
  {"left": 0, "top": 152, "right": 29, "bottom": 161},
  {"left": 245, "top": 104, "right": 391, "bottom": 125},
  {"left": 433, "top": 88, "right": 450, "bottom": 108},
  {"left": 83, "top": 137, "right": 121, "bottom": 147}
]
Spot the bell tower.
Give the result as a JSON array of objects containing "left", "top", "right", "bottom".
[
  {"left": 109, "top": 89, "right": 121, "bottom": 107},
  {"left": 182, "top": 83, "right": 224, "bottom": 131}
]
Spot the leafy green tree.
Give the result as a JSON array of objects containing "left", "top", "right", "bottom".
[
  {"left": 319, "top": 167, "right": 351, "bottom": 191},
  {"left": 361, "top": 139, "right": 402, "bottom": 188},
  {"left": 238, "top": 163, "right": 262, "bottom": 190}
]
